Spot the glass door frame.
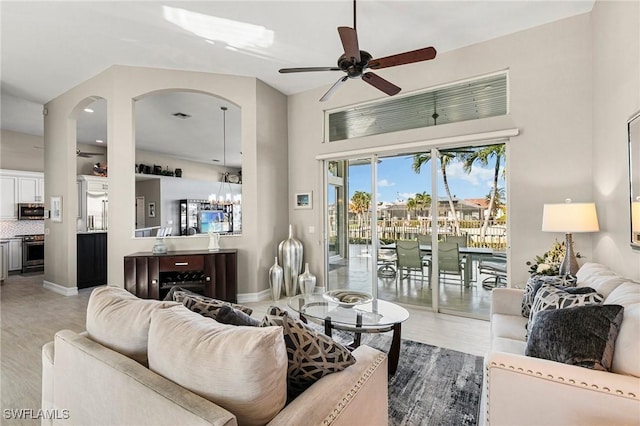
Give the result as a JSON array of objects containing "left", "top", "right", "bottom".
[{"left": 320, "top": 130, "right": 516, "bottom": 316}]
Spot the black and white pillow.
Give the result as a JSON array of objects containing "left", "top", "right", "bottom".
[
  {"left": 215, "top": 305, "right": 260, "bottom": 327},
  {"left": 526, "top": 304, "right": 624, "bottom": 371},
  {"left": 527, "top": 283, "right": 603, "bottom": 338},
  {"left": 521, "top": 275, "right": 576, "bottom": 318},
  {"left": 260, "top": 306, "right": 355, "bottom": 400}
]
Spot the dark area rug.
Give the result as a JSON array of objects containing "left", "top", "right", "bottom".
[{"left": 360, "top": 334, "right": 483, "bottom": 426}]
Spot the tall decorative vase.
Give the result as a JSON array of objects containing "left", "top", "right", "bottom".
[
  {"left": 269, "top": 257, "right": 283, "bottom": 300},
  {"left": 298, "top": 262, "right": 316, "bottom": 295},
  {"left": 278, "top": 224, "right": 303, "bottom": 297}
]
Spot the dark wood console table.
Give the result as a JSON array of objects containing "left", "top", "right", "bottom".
[{"left": 124, "top": 249, "right": 237, "bottom": 302}]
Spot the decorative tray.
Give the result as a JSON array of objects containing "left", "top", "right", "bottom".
[{"left": 322, "top": 290, "right": 373, "bottom": 307}]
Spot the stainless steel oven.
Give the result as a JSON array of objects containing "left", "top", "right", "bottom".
[{"left": 20, "top": 234, "right": 44, "bottom": 273}]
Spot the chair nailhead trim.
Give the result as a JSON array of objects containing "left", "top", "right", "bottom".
[
  {"left": 487, "top": 361, "right": 639, "bottom": 400},
  {"left": 322, "top": 353, "right": 386, "bottom": 425}
]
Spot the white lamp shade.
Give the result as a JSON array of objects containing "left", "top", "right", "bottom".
[{"left": 542, "top": 202, "right": 599, "bottom": 233}]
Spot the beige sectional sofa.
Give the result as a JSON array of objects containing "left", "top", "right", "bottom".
[
  {"left": 41, "top": 287, "right": 389, "bottom": 426},
  {"left": 481, "top": 263, "right": 640, "bottom": 425}
]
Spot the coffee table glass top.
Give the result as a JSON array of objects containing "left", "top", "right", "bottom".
[{"left": 288, "top": 293, "right": 410, "bottom": 329}]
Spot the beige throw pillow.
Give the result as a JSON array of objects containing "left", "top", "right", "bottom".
[
  {"left": 148, "top": 306, "right": 288, "bottom": 426},
  {"left": 85, "top": 286, "right": 179, "bottom": 366}
]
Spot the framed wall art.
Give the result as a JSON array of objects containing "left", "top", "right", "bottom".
[{"left": 295, "top": 192, "right": 312, "bottom": 209}]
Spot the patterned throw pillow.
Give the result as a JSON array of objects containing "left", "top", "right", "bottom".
[
  {"left": 527, "top": 283, "right": 603, "bottom": 338},
  {"left": 260, "top": 306, "right": 356, "bottom": 400},
  {"left": 174, "top": 291, "right": 253, "bottom": 320},
  {"left": 521, "top": 275, "right": 576, "bottom": 318},
  {"left": 526, "top": 304, "right": 624, "bottom": 371}
]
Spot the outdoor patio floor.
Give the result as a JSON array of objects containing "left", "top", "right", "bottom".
[{"left": 328, "top": 244, "right": 499, "bottom": 320}]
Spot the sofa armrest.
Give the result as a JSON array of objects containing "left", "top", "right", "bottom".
[
  {"left": 485, "top": 351, "right": 640, "bottom": 426},
  {"left": 490, "top": 288, "right": 524, "bottom": 317},
  {"left": 41, "top": 342, "right": 55, "bottom": 426},
  {"left": 268, "top": 345, "right": 388, "bottom": 426}
]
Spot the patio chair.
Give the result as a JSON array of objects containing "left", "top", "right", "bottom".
[
  {"left": 416, "top": 234, "right": 432, "bottom": 267},
  {"left": 437, "top": 242, "right": 466, "bottom": 289},
  {"left": 478, "top": 252, "right": 507, "bottom": 290},
  {"left": 377, "top": 244, "right": 397, "bottom": 278},
  {"left": 395, "top": 240, "right": 429, "bottom": 285}
]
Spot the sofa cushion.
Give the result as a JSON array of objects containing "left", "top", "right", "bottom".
[
  {"left": 521, "top": 275, "right": 569, "bottom": 318},
  {"left": 527, "top": 284, "right": 603, "bottom": 337},
  {"left": 491, "top": 314, "right": 528, "bottom": 342},
  {"left": 148, "top": 306, "right": 287, "bottom": 426},
  {"left": 85, "top": 286, "right": 179, "bottom": 366},
  {"left": 576, "top": 263, "right": 627, "bottom": 298},
  {"left": 174, "top": 290, "right": 253, "bottom": 318},
  {"left": 525, "top": 304, "right": 624, "bottom": 371},
  {"left": 603, "top": 282, "right": 640, "bottom": 377},
  {"left": 260, "top": 306, "right": 356, "bottom": 400}
]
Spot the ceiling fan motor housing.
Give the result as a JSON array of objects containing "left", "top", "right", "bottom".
[{"left": 338, "top": 50, "right": 372, "bottom": 78}]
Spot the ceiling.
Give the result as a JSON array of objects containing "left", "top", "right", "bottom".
[{"left": 1, "top": 1, "right": 594, "bottom": 163}]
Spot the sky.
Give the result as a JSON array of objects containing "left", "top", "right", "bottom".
[{"left": 347, "top": 153, "right": 505, "bottom": 204}]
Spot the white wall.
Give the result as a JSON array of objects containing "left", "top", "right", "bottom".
[
  {"left": 288, "top": 12, "right": 594, "bottom": 287},
  {"left": 44, "top": 66, "right": 289, "bottom": 296},
  {"left": 1, "top": 129, "right": 44, "bottom": 172},
  {"left": 592, "top": 0, "right": 640, "bottom": 279}
]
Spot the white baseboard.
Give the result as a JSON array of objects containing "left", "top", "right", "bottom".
[
  {"left": 237, "top": 288, "right": 271, "bottom": 304},
  {"left": 43, "top": 280, "right": 78, "bottom": 296}
]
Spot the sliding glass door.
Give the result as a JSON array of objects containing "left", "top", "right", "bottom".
[{"left": 324, "top": 143, "right": 507, "bottom": 320}]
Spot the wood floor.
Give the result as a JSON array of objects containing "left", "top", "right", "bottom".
[{"left": 0, "top": 273, "right": 489, "bottom": 426}]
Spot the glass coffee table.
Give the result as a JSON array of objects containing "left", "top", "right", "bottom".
[{"left": 288, "top": 293, "right": 410, "bottom": 375}]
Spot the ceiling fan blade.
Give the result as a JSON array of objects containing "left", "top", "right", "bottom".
[
  {"left": 279, "top": 67, "right": 341, "bottom": 73},
  {"left": 338, "top": 26, "right": 360, "bottom": 63},
  {"left": 362, "top": 72, "right": 401, "bottom": 96},
  {"left": 320, "top": 76, "right": 349, "bottom": 102},
  {"left": 368, "top": 47, "right": 437, "bottom": 70}
]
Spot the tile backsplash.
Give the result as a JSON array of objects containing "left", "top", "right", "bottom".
[{"left": 0, "top": 220, "right": 45, "bottom": 238}]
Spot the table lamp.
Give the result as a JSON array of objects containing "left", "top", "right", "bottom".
[{"left": 541, "top": 199, "right": 599, "bottom": 276}]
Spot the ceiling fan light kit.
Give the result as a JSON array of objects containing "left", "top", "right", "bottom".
[{"left": 279, "top": 0, "right": 437, "bottom": 102}]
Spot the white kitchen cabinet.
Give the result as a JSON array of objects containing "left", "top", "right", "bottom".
[
  {"left": 0, "top": 242, "right": 7, "bottom": 282},
  {"left": 18, "top": 176, "right": 45, "bottom": 203},
  {"left": 0, "top": 170, "right": 45, "bottom": 219},
  {"left": 0, "top": 176, "right": 18, "bottom": 219},
  {"left": 8, "top": 239, "right": 22, "bottom": 271}
]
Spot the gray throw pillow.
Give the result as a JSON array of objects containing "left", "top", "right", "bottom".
[
  {"left": 216, "top": 305, "right": 260, "bottom": 327},
  {"left": 526, "top": 304, "right": 624, "bottom": 371},
  {"left": 521, "top": 275, "right": 576, "bottom": 318},
  {"left": 175, "top": 291, "right": 253, "bottom": 319},
  {"left": 527, "top": 284, "right": 603, "bottom": 338},
  {"left": 260, "top": 306, "right": 356, "bottom": 400}
]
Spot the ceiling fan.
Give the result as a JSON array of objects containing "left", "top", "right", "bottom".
[
  {"left": 279, "top": 0, "right": 437, "bottom": 102},
  {"left": 76, "top": 148, "right": 104, "bottom": 158}
]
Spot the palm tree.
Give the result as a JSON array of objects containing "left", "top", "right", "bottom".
[
  {"left": 486, "top": 187, "right": 505, "bottom": 218},
  {"left": 349, "top": 191, "right": 371, "bottom": 227},
  {"left": 414, "top": 191, "right": 431, "bottom": 217},
  {"left": 406, "top": 196, "right": 417, "bottom": 220},
  {"left": 461, "top": 144, "right": 505, "bottom": 239},
  {"left": 412, "top": 152, "right": 460, "bottom": 234}
]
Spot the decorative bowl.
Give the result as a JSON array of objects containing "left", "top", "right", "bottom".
[{"left": 323, "top": 290, "right": 373, "bottom": 307}]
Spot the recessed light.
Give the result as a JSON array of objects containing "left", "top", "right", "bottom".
[
  {"left": 96, "top": 139, "right": 104, "bottom": 144},
  {"left": 84, "top": 108, "right": 94, "bottom": 113}
]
